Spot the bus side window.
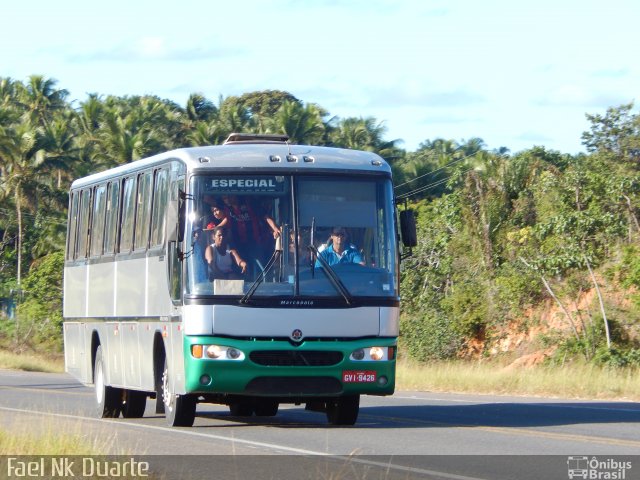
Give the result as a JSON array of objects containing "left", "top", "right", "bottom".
[
  {"left": 150, "top": 168, "right": 168, "bottom": 247},
  {"left": 90, "top": 184, "right": 107, "bottom": 257},
  {"left": 119, "top": 177, "right": 136, "bottom": 253},
  {"left": 104, "top": 181, "right": 121, "bottom": 255},
  {"left": 134, "top": 171, "right": 152, "bottom": 251},
  {"left": 76, "top": 189, "right": 92, "bottom": 259},
  {"left": 67, "top": 191, "right": 80, "bottom": 261}
]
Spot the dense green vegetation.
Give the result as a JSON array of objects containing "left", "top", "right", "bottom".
[{"left": 1, "top": 75, "right": 639, "bottom": 368}]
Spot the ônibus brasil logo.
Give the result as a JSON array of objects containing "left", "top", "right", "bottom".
[{"left": 567, "top": 456, "right": 632, "bottom": 480}]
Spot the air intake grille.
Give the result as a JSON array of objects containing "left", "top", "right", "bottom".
[
  {"left": 244, "top": 376, "right": 342, "bottom": 395},
  {"left": 250, "top": 350, "right": 343, "bottom": 366}
]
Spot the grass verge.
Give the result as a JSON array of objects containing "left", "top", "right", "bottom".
[
  {"left": 0, "top": 423, "right": 109, "bottom": 456},
  {"left": 2, "top": 348, "right": 639, "bottom": 401},
  {"left": 0, "top": 419, "right": 160, "bottom": 478},
  {"left": 396, "top": 359, "right": 640, "bottom": 401},
  {"left": 0, "top": 349, "right": 64, "bottom": 373}
]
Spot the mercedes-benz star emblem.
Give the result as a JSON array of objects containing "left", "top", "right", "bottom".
[{"left": 291, "top": 329, "right": 303, "bottom": 341}]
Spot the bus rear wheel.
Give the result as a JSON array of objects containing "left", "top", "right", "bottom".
[
  {"left": 161, "top": 359, "right": 196, "bottom": 427},
  {"left": 94, "top": 346, "right": 122, "bottom": 418},
  {"left": 326, "top": 395, "right": 360, "bottom": 426},
  {"left": 254, "top": 399, "right": 279, "bottom": 417},
  {"left": 122, "top": 390, "right": 147, "bottom": 418},
  {"left": 229, "top": 402, "right": 254, "bottom": 417}
]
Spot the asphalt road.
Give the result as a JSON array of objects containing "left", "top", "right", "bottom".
[{"left": 1, "top": 369, "right": 639, "bottom": 479}]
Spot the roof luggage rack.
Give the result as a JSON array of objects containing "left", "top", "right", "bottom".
[{"left": 223, "top": 133, "right": 290, "bottom": 145}]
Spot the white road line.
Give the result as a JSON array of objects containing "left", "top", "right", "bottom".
[
  {"left": 0, "top": 405, "right": 488, "bottom": 480},
  {"left": 391, "top": 395, "right": 640, "bottom": 413}
]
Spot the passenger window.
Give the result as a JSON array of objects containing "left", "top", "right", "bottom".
[
  {"left": 90, "top": 185, "right": 107, "bottom": 257},
  {"left": 67, "top": 192, "right": 79, "bottom": 260},
  {"left": 134, "top": 171, "right": 152, "bottom": 250},
  {"left": 120, "top": 177, "right": 136, "bottom": 252},
  {"left": 76, "top": 189, "right": 92, "bottom": 259},
  {"left": 104, "top": 181, "right": 121, "bottom": 254},
  {"left": 150, "top": 168, "right": 168, "bottom": 247}
]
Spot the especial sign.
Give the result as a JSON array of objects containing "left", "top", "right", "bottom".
[{"left": 206, "top": 176, "right": 285, "bottom": 193}]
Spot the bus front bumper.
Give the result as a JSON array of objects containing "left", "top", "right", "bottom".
[{"left": 183, "top": 336, "right": 397, "bottom": 397}]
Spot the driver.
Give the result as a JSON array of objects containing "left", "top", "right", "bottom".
[{"left": 315, "top": 227, "right": 365, "bottom": 267}]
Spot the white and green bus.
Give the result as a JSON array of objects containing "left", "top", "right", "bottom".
[{"left": 63, "top": 134, "right": 416, "bottom": 426}]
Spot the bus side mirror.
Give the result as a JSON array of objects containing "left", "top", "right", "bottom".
[
  {"left": 177, "top": 190, "right": 186, "bottom": 243},
  {"left": 400, "top": 209, "right": 417, "bottom": 247},
  {"left": 167, "top": 241, "right": 183, "bottom": 303},
  {"left": 167, "top": 188, "right": 186, "bottom": 244}
]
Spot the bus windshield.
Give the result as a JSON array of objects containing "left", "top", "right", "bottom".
[{"left": 186, "top": 175, "right": 397, "bottom": 300}]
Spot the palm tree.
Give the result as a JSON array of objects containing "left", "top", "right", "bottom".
[
  {"left": 16, "top": 75, "right": 69, "bottom": 127},
  {"left": 0, "top": 121, "right": 47, "bottom": 285},
  {"left": 40, "top": 111, "right": 81, "bottom": 189},
  {"left": 330, "top": 117, "right": 373, "bottom": 150},
  {"left": 217, "top": 102, "right": 256, "bottom": 135},
  {"left": 185, "top": 93, "right": 217, "bottom": 123},
  {"left": 96, "top": 110, "right": 154, "bottom": 166},
  {"left": 185, "top": 121, "right": 227, "bottom": 146},
  {"left": 95, "top": 98, "right": 172, "bottom": 166},
  {"left": 267, "top": 101, "right": 325, "bottom": 144},
  {"left": 77, "top": 93, "right": 104, "bottom": 138},
  {"left": 0, "top": 77, "right": 20, "bottom": 109}
]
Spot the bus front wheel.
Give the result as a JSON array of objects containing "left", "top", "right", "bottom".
[
  {"left": 326, "top": 395, "right": 360, "bottom": 426},
  {"left": 94, "top": 346, "right": 122, "bottom": 418},
  {"left": 161, "top": 358, "right": 196, "bottom": 427}
]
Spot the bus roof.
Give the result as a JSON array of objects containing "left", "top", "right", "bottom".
[{"left": 70, "top": 143, "right": 391, "bottom": 189}]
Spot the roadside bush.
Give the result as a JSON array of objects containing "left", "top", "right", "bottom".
[
  {"left": 440, "top": 279, "right": 488, "bottom": 337},
  {"left": 493, "top": 263, "right": 542, "bottom": 321},
  {"left": 13, "top": 251, "right": 64, "bottom": 353},
  {"left": 593, "top": 347, "right": 640, "bottom": 368},
  {"left": 620, "top": 245, "right": 640, "bottom": 289},
  {"left": 400, "top": 310, "right": 462, "bottom": 361}
]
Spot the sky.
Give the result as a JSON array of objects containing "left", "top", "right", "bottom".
[{"left": 2, "top": 0, "right": 639, "bottom": 154}]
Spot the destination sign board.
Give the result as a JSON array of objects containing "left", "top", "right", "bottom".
[{"left": 205, "top": 176, "right": 285, "bottom": 193}]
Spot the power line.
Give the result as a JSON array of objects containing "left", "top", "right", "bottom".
[
  {"left": 394, "top": 150, "right": 479, "bottom": 190},
  {"left": 0, "top": 208, "right": 67, "bottom": 226},
  {"left": 396, "top": 167, "right": 476, "bottom": 200}
]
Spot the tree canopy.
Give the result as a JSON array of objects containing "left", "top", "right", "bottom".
[{"left": 1, "top": 75, "right": 638, "bottom": 365}]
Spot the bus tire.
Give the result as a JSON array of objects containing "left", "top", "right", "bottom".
[
  {"left": 254, "top": 399, "right": 279, "bottom": 417},
  {"left": 94, "top": 346, "right": 122, "bottom": 418},
  {"left": 162, "top": 358, "right": 196, "bottom": 427},
  {"left": 229, "top": 402, "right": 254, "bottom": 417},
  {"left": 326, "top": 394, "right": 360, "bottom": 426},
  {"left": 122, "top": 390, "right": 147, "bottom": 418}
]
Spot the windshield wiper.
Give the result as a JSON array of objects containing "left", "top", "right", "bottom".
[
  {"left": 308, "top": 245, "right": 354, "bottom": 306},
  {"left": 240, "top": 246, "right": 282, "bottom": 305}
]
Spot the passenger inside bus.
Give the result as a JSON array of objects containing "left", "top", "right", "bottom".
[
  {"left": 205, "top": 226, "right": 247, "bottom": 280},
  {"left": 202, "top": 199, "right": 230, "bottom": 231},
  {"left": 286, "top": 227, "right": 313, "bottom": 266},
  {"left": 225, "top": 195, "right": 281, "bottom": 274},
  {"left": 315, "top": 227, "right": 365, "bottom": 267}
]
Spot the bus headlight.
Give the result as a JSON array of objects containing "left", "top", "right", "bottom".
[
  {"left": 206, "top": 345, "right": 222, "bottom": 359},
  {"left": 191, "top": 344, "right": 245, "bottom": 361},
  {"left": 369, "top": 347, "right": 384, "bottom": 361},
  {"left": 351, "top": 348, "right": 365, "bottom": 360},
  {"left": 349, "top": 346, "right": 394, "bottom": 361},
  {"left": 227, "top": 347, "right": 241, "bottom": 359}
]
